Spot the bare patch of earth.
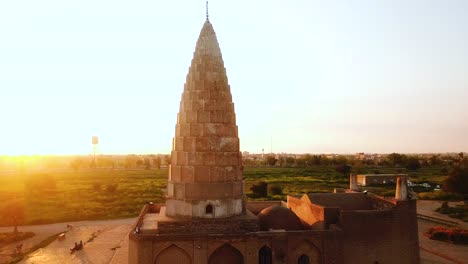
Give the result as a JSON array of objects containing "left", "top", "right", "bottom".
[{"left": 0, "top": 218, "right": 134, "bottom": 264}]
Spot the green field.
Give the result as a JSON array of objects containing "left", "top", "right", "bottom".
[
  {"left": 0, "top": 169, "right": 166, "bottom": 226},
  {"left": 0, "top": 166, "right": 452, "bottom": 226}
]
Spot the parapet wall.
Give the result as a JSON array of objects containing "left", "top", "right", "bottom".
[
  {"left": 305, "top": 193, "right": 371, "bottom": 210},
  {"left": 339, "top": 199, "right": 419, "bottom": 264},
  {"left": 157, "top": 215, "right": 259, "bottom": 235}
]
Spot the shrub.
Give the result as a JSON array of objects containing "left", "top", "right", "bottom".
[
  {"left": 269, "top": 184, "right": 283, "bottom": 195},
  {"left": 436, "top": 204, "right": 468, "bottom": 221},
  {"left": 250, "top": 182, "right": 268, "bottom": 198},
  {"left": 0, "top": 231, "right": 35, "bottom": 247},
  {"left": 24, "top": 174, "right": 57, "bottom": 192},
  {"left": 418, "top": 191, "right": 463, "bottom": 201},
  {"left": 406, "top": 157, "right": 421, "bottom": 170},
  {"left": 425, "top": 226, "right": 468, "bottom": 244},
  {"left": 1, "top": 200, "right": 26, "bottom": 233},
  {"left": 106, "top": 183, "right": 118, "bottom": 193},
  {"left": 443, "top": 163, "right": 468, "bottom": 200},
  {"left": 440, "top": 167, "right": 449, "bottom": 175},
  {"left": 92, "top": 182, "right": 102, "bottom": 192},
  {"left": 335, "top": 164, "right": 351, "bottom": 178}
]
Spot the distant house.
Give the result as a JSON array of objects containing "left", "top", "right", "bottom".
[{"left": 357, "top": 174, "right": 407, "bottom": 186}]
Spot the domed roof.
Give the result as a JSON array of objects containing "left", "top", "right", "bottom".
[{"left": 257, "top": 205, "right": 304, "bottom": 231}]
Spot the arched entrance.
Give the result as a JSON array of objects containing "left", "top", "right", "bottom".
[
  {"left": 291, "top": 240, "right": 320, "bottom": 264},
  {"left": 259, "top": 245, "right": 272, "bottom": 264},
  {"left": 155, "top": 245, "right": 191, "bottom": 264},
  {"left": 298, "top": 254, "right": 310, "bottom": 264},
  {"left": 209, "top": 244, "right": 244, "bottom": 264}
]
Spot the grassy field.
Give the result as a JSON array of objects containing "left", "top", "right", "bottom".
[
  {"left": 0, "top": 169, "right": 166, "bottom": 226},
  {"left": 0, "top": 166, "right": 451, "bottom": 226}
]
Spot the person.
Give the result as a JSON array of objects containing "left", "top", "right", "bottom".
[
  {"left": 15, "top": 243, "right": 23, "bottom": 254},
  {"left": 70, "top": 242, "right": 79, "bottom": 254}
]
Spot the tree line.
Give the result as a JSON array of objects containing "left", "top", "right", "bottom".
[{"left": 243, "top": 152, "right": 465, "bottom": 171}]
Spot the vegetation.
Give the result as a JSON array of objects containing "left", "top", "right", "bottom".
[
  {"left": 6, "top": 233, "right": 62, "bottom": 264},
  {"left": 425, "top": 226, "right": 468, "bottom": 244},
  {"left": 0, "top": 169, "right": 166, "bottom": 226},
  {"left": 418, "top": 191, "right": 463, "bottom": 201},
  {"left": 249, "top": 181, "right": 268, "bottom": 198},
  {"left": 0, "top": 166, "right": 364, "bottom": 225},
  {"left": 0, "top": 152, "right": 466, "bottom": 226},
  {"left": 2, "top": 199, "right": 25, "bottom": 233},
  {"left": 0, "top": 231, "right": 35, "bottom": 247},
  {"left": 269, "top": 184, "right": 284, "bottom": 195},
  {"left": 436, "top": 202, "right": 468, "bottom": 222},
  {"left": 442, "top": 159, "right": 468, "bottom": 199}
]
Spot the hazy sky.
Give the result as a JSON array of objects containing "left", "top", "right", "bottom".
[{"left": 1, "top": 0, "right": 467, "bottom": 155}]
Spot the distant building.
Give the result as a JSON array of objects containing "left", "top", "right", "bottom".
[
  {"left": 355, "top": 152, "right": 366, "bottom": 160},
  {"left": 356, "top": 174, "right": 407, "bottom": 186},
  {"left": 355, "top": 152, "right": 378, "bottom": 161}
]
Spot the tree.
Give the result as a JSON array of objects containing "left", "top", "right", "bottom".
[
  {"left": 406, "top": 157, "right": 421, "bottom": 171},
  {"left": 269, "top": 184, "right": 283, "bottom": 195},
  {"left": 302, "top": 154, "right": 313, "bottom": 167},
  {"left": 153, "top": 157, "right": 161, "bottom": 169},
  {"left": 125, "top": 155, "right": 138, "bottom": 168},
  {"left": 250, "top": 182, "right": 268, "bottom": 198},
  {"left": 320, "top": 155, "right": 330, "bottom": 166},
  {"left": 2, "top": 200, "right": 25, "bottom": 233},
  {"left": 285, "top": 157, "right": 295, "bottom": 167},
  {"left": 351, "top": 162, "right": 366, "bottom": 174},
  {"left": 443, "top": 161, "right": 468, "bottom": 200},
  {"left": 335, "top": 164, "right": 352, "bottom": 178},
  {"left": 265, "top": 155, "right": 278, "bottom": 167},
  {"left": 276, "top": 156, "right": 286, "bottom": 167},
  {"left": 296, "top": 158, "right": 306, "bottom": 167},
  {"left": 429, "top": 155, "right": 442, "bottom": 166},
  {"left": 331, "top": 156, "right": 348, "bottom": 166},
  {"left": 387, "top": 153, "right": 408, "bottom": 167},
  {"left": 312, "top": 155, "right": 322, "bottom": 166},
  {"left": 70, "top": 157, "right": 86, "bottom": 171},
  {"left": 144, "top": 158, "right": 151, "bottom": 170}
]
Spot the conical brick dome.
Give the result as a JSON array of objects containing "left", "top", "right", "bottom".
[{"left": 165, "top": 19, "right": 244, "bottom": 218}]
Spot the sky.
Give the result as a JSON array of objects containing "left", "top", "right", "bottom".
[{"left": 0, "top": 0, "right": 467, "bottom": 155}]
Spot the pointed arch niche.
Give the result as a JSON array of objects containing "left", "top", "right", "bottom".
[
  {"left": 209, "top": 243, "right": 244, "bottom": 264},
  {"left": 155, "top": 245, "right": 191, "bottom": 264}
]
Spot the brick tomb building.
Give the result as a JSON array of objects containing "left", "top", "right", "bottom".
[{"left": 129, "top": 14, "right": 420, "bottom": 264}]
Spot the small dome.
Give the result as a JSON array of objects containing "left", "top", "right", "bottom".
[{"left": 258, "top": 205, "right": 304, "bottom": 231}]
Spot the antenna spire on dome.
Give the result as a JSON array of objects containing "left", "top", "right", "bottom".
[{"left": 206, "top": 1, "right": 209, "bottom": 20}]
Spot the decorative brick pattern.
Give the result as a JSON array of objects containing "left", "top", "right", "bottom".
[{"left": 166, "top": 20, "right": 244, "bottom": 218}]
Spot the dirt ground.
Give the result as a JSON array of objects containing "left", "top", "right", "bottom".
[{"left": 0, "top": 218, "right": 134, "bottom": 264}]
